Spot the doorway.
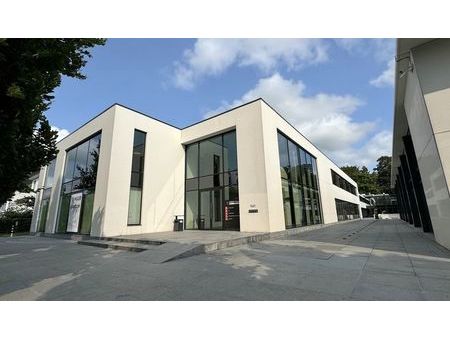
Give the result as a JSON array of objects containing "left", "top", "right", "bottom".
[{"left": 199, "top": 188, "right": 223, "bottom": 230}]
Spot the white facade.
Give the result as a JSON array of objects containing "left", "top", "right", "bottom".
[
  {"left": 392, "top": 39, "right": 450, "bottom": 250},
  {"left": 31, "top": 99, "right": 361, "bottom": 237}
]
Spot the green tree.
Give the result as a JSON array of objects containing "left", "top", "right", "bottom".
[
  {"left": 374, "top": 156, "right": 392, "bottom": 194},
  {"left": 340, "top": 165, "right": 380, "bottom": 194},
  {"left": 0, "top": 38, "right": 105, "bottom": 204}
]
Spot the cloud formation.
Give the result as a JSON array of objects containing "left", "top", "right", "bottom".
[
  {"left": 173, "top": 39, "right": 328, "bottom": 89},
  {"left": 205, "top": 73, "right": 391, "bottom": 168},
  {"left": 51, "top": 126, "right": 70, "bottom": 142},
  {"left": 370, "top": 59, "right": 395, "bottom": 88},
  {"left": 335, "top": 38, "right": 396, "bottom": 88}
]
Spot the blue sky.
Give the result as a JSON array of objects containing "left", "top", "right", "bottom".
[{"left": 47, "top": 38, "right": 395, "bottom": 169}]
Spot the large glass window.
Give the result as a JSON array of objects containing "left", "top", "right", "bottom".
[
  {"left": 57, "top": 132, "right": 101, "bottom": 234},
  {"left": 128, "top": 130, "right": 146, "bottom": 225},
  {"left": 335, "top": 199, "right": 360, "bottom": 221},
  {"left": 277, "top": 131, "right": 322, "bottom": 228},
  {"left": 184, "top": 130, "right": 239, "bottom": 231}
]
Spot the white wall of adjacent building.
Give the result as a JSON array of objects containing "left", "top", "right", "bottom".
[{"left": 398, "top": 39, "right": 450, "bottom": 249}]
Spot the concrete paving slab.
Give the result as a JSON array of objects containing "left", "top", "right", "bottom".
[{"left": 2, "top": 219, "right": 450, "bottom": 300}]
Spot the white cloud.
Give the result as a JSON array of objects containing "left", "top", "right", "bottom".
[
  {"left": 370, "top": 59, "right": 395, "bottom": 88},
  {"left": 205, "top": 73, "right": 391, "bottom": 168},
  {"left": 334, "top": 39, "right": 396, "bottom": 88},
  {"left": 51, "top": 126, "right": 70, "bottom": 142},
  {"left": 173, "top": 39, "right": 328, "bottom": 90}
]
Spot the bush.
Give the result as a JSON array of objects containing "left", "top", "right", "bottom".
[{"left": 0, "top": 209, "right": 32, "bottom": 234}]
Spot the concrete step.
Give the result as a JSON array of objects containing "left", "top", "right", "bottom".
[
  {"left": 100, "top": 236, "right": 165, "bottom": 246},
  {"left": 77, "top": 239, "right": 157, "bottom": 252}
]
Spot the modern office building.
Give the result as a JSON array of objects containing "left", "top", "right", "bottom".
[
  {"left": 31, "top": 98, "right": 361, "bottom": 237},
  {"left": 392, "top": 38, "right": 450, "bottom": 249}
]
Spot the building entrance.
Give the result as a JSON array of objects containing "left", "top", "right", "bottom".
[
  {"left": 199, "top": 188, "right": 223, "bottom": 230},
  {"left": 184, "top": 130, "right": 240, "bottom": 231}
]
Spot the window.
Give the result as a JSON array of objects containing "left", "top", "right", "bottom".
[
  {"left": 37, "top": 159, "right": 56, "bottom": 232},
  {"left": 331, "top": 169, "right": 356, "bottom": 195},
  {"left": 335, "top": 199, "right": 360, "bottom": 221},
  {"left": 57, "top": 132, "right": 101, "bottom": 234},
  {"left": 184, "top": 130, "right": 239, "bottom": 231},
  {"left": 128, "top": 130, "right": 146, "bottom": 225},
  {"left": 277, "top": 131, "right": 322, "bottom": 228}
]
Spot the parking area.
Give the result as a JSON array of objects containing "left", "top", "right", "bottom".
[{"left": 1, "top": 219, "right": 450, "bottom": 300}]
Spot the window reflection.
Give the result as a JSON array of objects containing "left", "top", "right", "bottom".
[
  {"left": 277, "top": 131, "right": 322, "bottom": 228},
  {"left": 184, "top": 130, "right": 239, "bottom": 231},
  {"left": 57, "top": 132, "right": 101, "bottom": 234}
]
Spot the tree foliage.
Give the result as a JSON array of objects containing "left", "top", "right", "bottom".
[
  {"left": 340, "top": 165, "right": 380, "bottom": 194},
  {"left": 340, "top": 156, "right": 393, "bottom": 194},
  {"left": 0, "top": 38, "right": 105, "bottom": 204},
  {"left": 373, "top": 156, "right": 392, "bottom": 194}
]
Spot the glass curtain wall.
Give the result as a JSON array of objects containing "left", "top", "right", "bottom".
[
  {"left": 335, "top": 199, "right": 360, "bottom": 221},
  {"left": 185, "top": 130, "right": 239, "bottom": 231},
  {"left": 57, "top": 133, "right": 101, "bottom": 234},
  {"left": 37, "top": 159, "right": 56, "bottom": 232},
  {"left": 127, "top": 130, "right": 146, "bottom": 225},
  {"left": 277, "top": 132, "right": 322, "bottom": 228}
]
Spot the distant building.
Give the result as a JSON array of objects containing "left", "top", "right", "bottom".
[
  {"left": 392, "top": 39, "right": 450, "bottom": 249},
  {"left": 359, "top": 193, "right": 398, "bottom": 218}
]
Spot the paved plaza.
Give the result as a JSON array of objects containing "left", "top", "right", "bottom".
[{"left": 1, "top": 219, "right": 450, "bottom": 300}]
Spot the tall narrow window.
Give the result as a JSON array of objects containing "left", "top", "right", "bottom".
[
  {"left": 128, "top": 130, "right": 146, "bottom": 225},
  {"left": 277, "top": 131, "right": 322, "bottom": 228}
]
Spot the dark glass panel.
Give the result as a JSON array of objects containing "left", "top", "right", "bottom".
[
  {"left": 38, "top": 198, "right": 49, "bottom": 232},
  {"left": 303, "top": 186, "right": 312, "bottom": 225},
  {"left": 185, "top": 178, "right": 198, "bottom": 191},
  {"left": 223, "top": 131, "right": 237, "bottom": 172},
  {"left": 44, "top": 159, "right": 56, "bottom": 188},
  {"left": 224, "top": 185, "right": 239, "bottom": 202},
  {"left": 63, "top": 148, "right": 77, "bottom": 183},
  {"left": 79, "top": 191, "right": 94, "bottom": 235},
  {"left": 185, "top": 190, "right": 199, "bottom": 230},
  {"left": 300, "top": 149, "right": 308, "bottom": 186},
  {"left": 62, "top": 182, "right": 72, "bottom": 195},
  {"left": 277, "top": 133, "right": 289, "bottom": 180},
  {"left": 57, "top": 194, "right": 71, "bottom": 233},
  {"left": 71, "top": 179, "right": 82, "bottom": 191},
  {"left": 199, "top": 135, "right": 223, "bottom": 177},
  {"left": 292, "top": 184, "right": 303, "bottom": 226},
  {"left": 73, "top": 139, "right": 89, "bottom": 178},
  {"left": 186, "top": 143, "right": 199, "bottom": 179},
  {"left": 133, "top": 130, "right": 146, "bottom": 147},
  {"left": 282, "top": 179, "right": 293, "bottom": 227},
  {"left": 199, "top": 174, "right": 223, "bottom": 190},
  {"left": 288, "top": 140, "right": 301, "bottom": 184},
  {"left": 130, "top": 172, "right": 141, "bottom": 187}
]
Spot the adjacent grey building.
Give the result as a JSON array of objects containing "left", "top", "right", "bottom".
[{"left": 392, "top": 39, "right": 450, "bottom": 250}]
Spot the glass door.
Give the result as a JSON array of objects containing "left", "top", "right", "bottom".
[{"left": 199, "top": 188, "right": 223, "bottom": 230}]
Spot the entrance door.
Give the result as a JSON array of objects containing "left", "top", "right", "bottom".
[{"left": 199, "top": 188, "right": 223, "bottom": 230}]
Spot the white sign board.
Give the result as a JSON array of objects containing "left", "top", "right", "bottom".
[{"left": 66, "top": 192, "right": 83, "bottom": 233}]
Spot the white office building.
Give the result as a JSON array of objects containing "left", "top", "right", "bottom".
[{"left": 31, "top": 98, "right": 361, "bottom": 237}]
